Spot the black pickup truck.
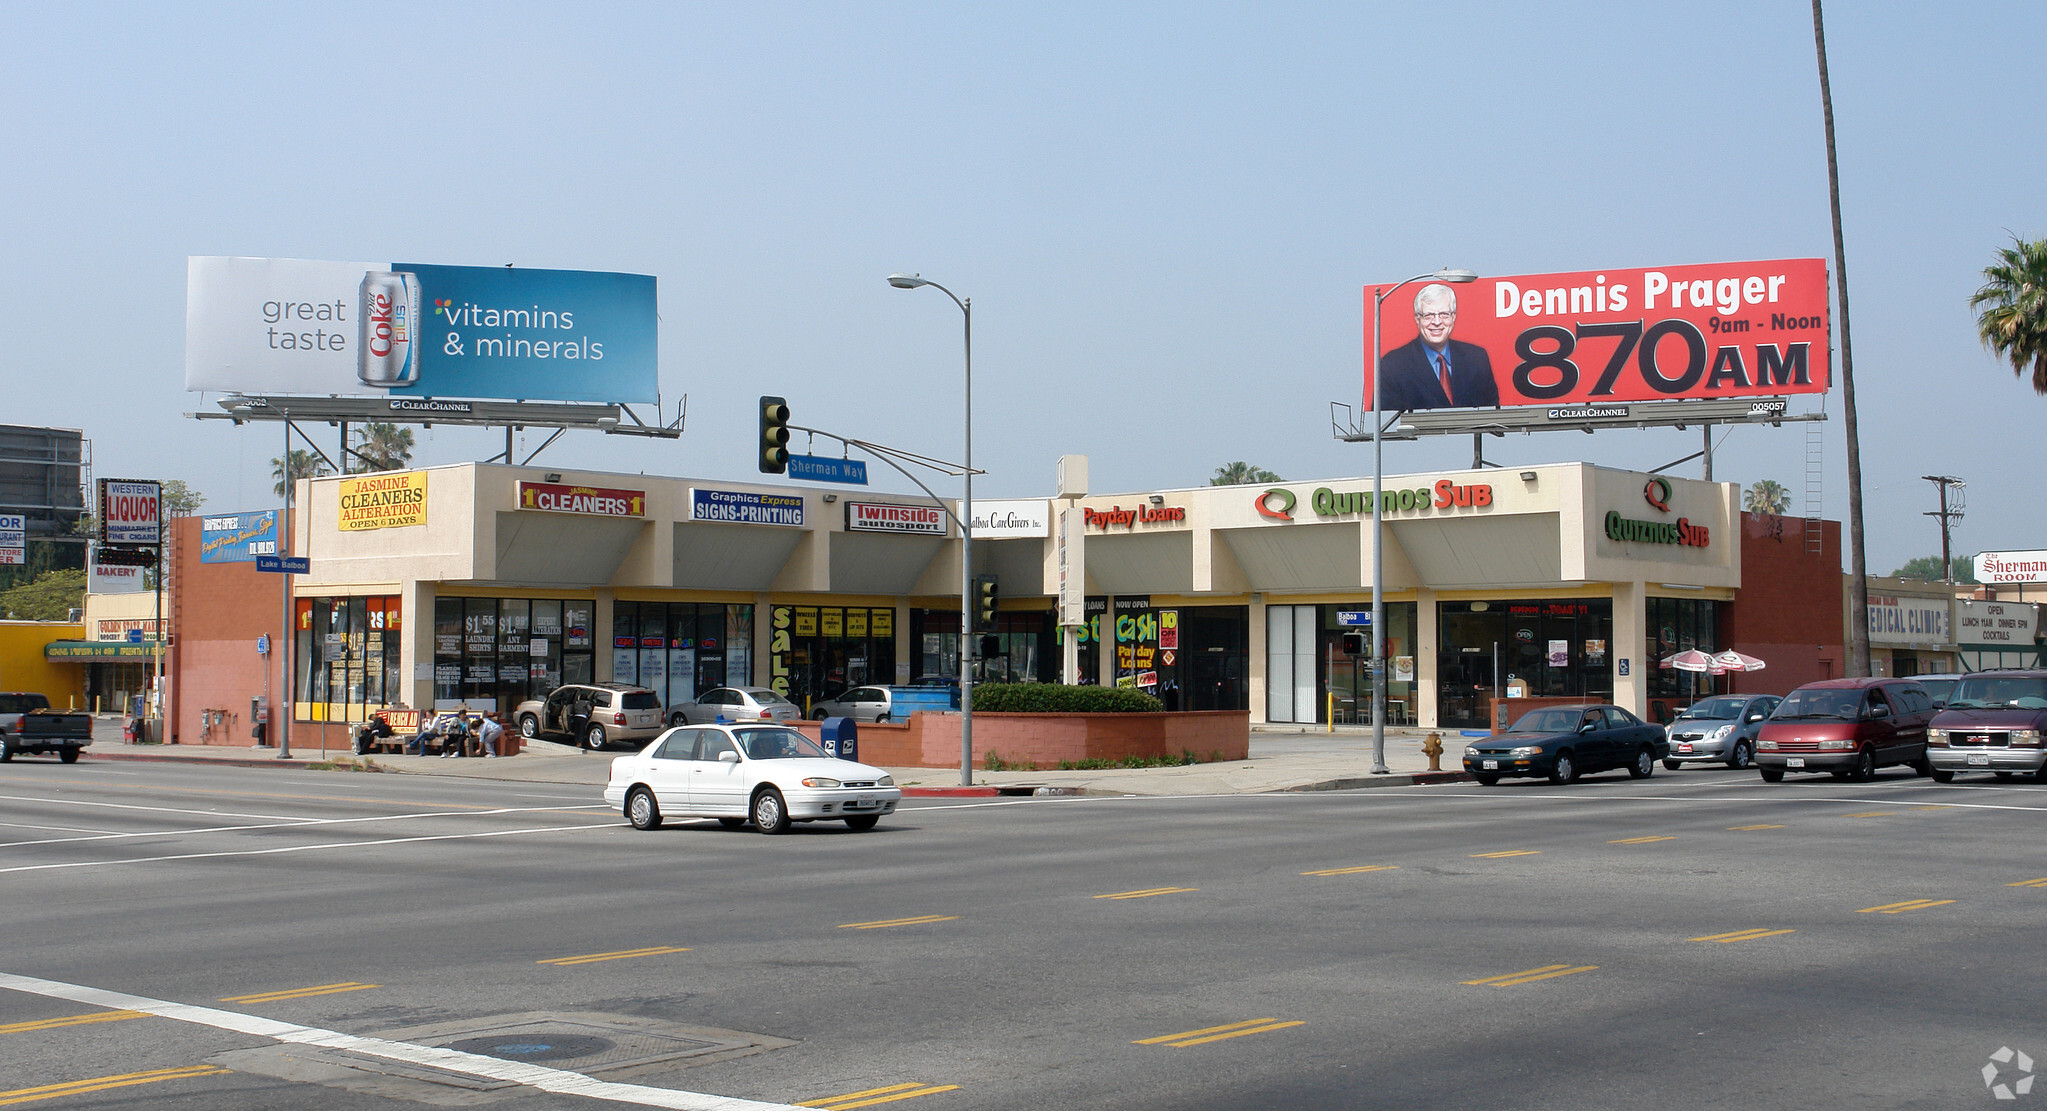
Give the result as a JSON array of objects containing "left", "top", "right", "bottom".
[{"left": 0, "top": 692, "right": 94, "bottom": 764}]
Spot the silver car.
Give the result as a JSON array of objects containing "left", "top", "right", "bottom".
[
  {"left": 810, "top": 686, "right": 896, "bottom": 723},
  {"left": 668, "top": 686, "right": 803, "bottom": 726},
  {"left": 1663, "top": 694, "right": 1780, "bottom": 770},
  {"left": 513, "top": 684, "right": 667, "bottom": 750}
]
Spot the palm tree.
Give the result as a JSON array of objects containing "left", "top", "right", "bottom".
[
  {"left": 272, "top": 449, "right": 331, "bottom": 498},
  {"left": 353, "top": 423, "right": 416, "bottom": 472},
  {"left": 1971, "top": 236, "right": 2047, "bottom": 394},
  {"left": 1210, "top": 462, "right": 1283, "bottom": 486},
  {"left": 1743, "top": 479, "right": 1792, "bottom": 516}
]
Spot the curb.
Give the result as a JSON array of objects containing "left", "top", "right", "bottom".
[
  {"left": 901, "top": 786, "right": 1001, "bottom": 798},
  {"left": 88, "top": 750, "right": 327, "bottom": 770},
  {"left": 1282, "top": 770, "right": 1471, "bottom": 791}
]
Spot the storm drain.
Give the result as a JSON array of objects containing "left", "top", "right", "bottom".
[{"left": 209, "top": 1010, "right": 792, "bottom": 1106}]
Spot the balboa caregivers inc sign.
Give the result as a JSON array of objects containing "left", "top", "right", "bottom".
[{"left": 338, "top": 472, "right": 428, "bottom": 531}]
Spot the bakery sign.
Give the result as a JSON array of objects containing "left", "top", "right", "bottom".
[
  {"left": 847, "top": 501, "right": 948, "bottom": 536},
  {"left": 517, "top": 481, "right": 646, "bottom": 518}
]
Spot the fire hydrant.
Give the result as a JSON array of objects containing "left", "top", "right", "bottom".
[{"left": 1422, "top": 732, "right": 1444, "bottom": 772}]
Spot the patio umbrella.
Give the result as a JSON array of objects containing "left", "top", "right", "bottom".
[
  {"left": 1659, "top": 650, "right": 1714, "bottom": 672},
  {"left": 1710, "top": 649, "right": 1767, "bottom": 673}
]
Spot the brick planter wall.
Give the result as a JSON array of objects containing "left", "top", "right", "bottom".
[{"left": 794, "top": 711, "right": 1250, "bottom": 769}]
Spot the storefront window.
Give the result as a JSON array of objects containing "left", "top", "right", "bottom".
[
  {"left": 1324, "top": 604, "right": 1417, "bottom": 725},
  {"left": 1647, "top": 596, "right": 1721, "bottom": 704},
  {"left": 767, "top": 603, "right": 894, "bottom": 712},
  {"left": 295, "top": 595, "right": 402, "bottom": 723},
  {"left": 1437, "top": 599, "right": 1614, "bottom": 729},
  {"left": 432, "top": 595, "right": 598, "bottom": 714},
  {"left": 611, "top": 602, "right": 757, "bottom": 707}
]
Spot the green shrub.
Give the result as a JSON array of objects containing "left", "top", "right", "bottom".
[
  {"left": 982, "top": 751, "right": 1037, "bottom": 772},
  {"left": 972, "top": 683, "right": 1164, "bottom": 714}
]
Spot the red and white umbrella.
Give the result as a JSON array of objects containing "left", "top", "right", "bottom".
[
  {"left": 1710, "top": 649, "right": 1767, "bottom": 674},
  {"left": 1659, "top": 650, "right": 1715, "bottom": 673}
]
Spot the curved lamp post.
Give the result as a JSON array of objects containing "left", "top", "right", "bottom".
[
  {"left": 887, "top": 273, "right": 975, "bottom": 787},
  {"left": 1369, "top": 268, "right": 1478, "bottom": 773}
]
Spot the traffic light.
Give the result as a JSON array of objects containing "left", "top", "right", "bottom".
[
  {"left": 1342, "top": 631, "right": 1365, "bottom": 655},
  {"left": 974, "top": 575, "right": 999, "bottom": 632},
  {"left": 758, "top": 396, "right": 790, "bottom": 474},
  {"left": 979, "top": 634, "right": 1002, "bottom": 660}
]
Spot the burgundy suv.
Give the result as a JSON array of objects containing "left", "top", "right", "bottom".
[
  {"left": 1926, "top": 670, "right": 2047, "bottom": 783},
  {"left": 1754, "top": 677, "right": 1937, "bottom": 782}
]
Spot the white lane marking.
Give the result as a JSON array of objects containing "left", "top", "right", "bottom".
[
  {"left": 0, "top": 823, "right": 609, "bottom": 875},
  {"left": 0, "top": 803, "right": 611, "bottom": 850},
  {"left": 0, "top": 820, "right": 125, "bottom": 835},
  {"left": 0, "top": 971, "right": 801, "bottom": 1110},
  {"left": 0, "top": 792, "right": 314, "bottom": 822}
]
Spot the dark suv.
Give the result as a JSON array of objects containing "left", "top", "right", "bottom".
[
  {"left": 1754, "top": 677, "right": 1937, "bottom": 782},
  {"left": 1927, "top": 670, "right": 2047, "bottom": 783}
]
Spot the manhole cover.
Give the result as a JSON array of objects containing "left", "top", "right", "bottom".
[{"left": 445, "top": 1033, "right": 617, "bottom": 1061}]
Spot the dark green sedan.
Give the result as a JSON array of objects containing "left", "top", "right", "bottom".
[{"left": 1462, "top": 704, "right": 1670, "bottom": 786}]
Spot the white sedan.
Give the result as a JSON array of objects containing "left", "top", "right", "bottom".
[{"left": 604, "top": 723, "right": 901, "bottom": 834}]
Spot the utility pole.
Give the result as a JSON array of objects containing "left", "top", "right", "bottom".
[{"left": 1922, "top": 475, "right": 1966, "bottom": 583}]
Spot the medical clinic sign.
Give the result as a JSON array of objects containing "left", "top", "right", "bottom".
[
  {"left": 1366, "top": 258, "right": 1829, "bottom": 410},
  {"left": 517, "top": 481, "right": 645, "bottom": 518}
]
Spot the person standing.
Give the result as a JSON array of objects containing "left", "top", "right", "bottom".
[
  {"left": 569, "top": 692, "right": 593, "bottom": 744},
  {"left": 1377, "top": 284, "right": 1500, "bottom": 411}
]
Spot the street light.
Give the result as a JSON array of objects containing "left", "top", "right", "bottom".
[
  {"left": 1369, "top": 267, "right": 1478, "bottom": 774},
  {"left": 887, "top": 273, "right": 976, "bottom": 787}
]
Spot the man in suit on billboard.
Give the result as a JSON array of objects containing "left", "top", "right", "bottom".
[{"left": 1378, "top": 284, "right": 1499, "bottom": 410}]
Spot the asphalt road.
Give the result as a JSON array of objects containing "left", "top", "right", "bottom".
[{"left": 2, "top": 758, "right": 2044, "bottom": 1110}]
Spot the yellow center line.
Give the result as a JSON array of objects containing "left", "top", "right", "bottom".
[
  {"left": 1858, "top": 899, "right": 1956, "bottom": 914},
  {"left": 0, "top": 1010, "right": 147, "bottom": 1035},
  {"left": 2006, "top": 878, "right": 2047, "bottom": 888},
  {"left": 1163, "top": 1020, "right": 1306, "bottom": 1047},
  {"left": 1136, "top": 1017, "right": 1302, "bottom": 1046},
  {"left": 1728, "top": 824, "right": 1785, "bottom": 830},
  {"left": 1609, "top": 836, "right": 1675, "bottom": 844},
  {"left": 838, "top": 915, "right": 961, "bottom": 929},
  {"left": 1301, "top": 865, "right": 1399, "bottom": 876},
  {"left": 1690, "top": 928, "right": 1796, "bottom": 943},
  {"left": 800, "top": 1081, "right": 962, "bottom": 1108},
  {"left": 1094, "top": 887, "right": 1199, "bottom": 900},
  {"left": 0, "top": 1065, "right": 232, "bottom": 1106},
  {"left": 537, "top": 946, "right": 693, "bottom": 966},
  {"left": 1462, "top": 964, "right": 1598, "bottom": 987},
  {"left": 1844, "top": 811, "right": 1893, "bottom": 818},
  {"left": 1470, "top": 850, "right": 1541, "bottom": 858},
  {"left": 219, "top": 982, "right": 377, "bottom": 1004}
]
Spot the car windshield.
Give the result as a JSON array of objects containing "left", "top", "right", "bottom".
[
  {"left": 733, "top": 728, "right": 828, "bottom": 759},
  {"left": 1506, "top": 708, "right": 1592, "bottom": 734},
  {"left": 753, "top": 692, "right": 797, "bottom": 707},
  {"left": 1774, "top": 688, "right": 1863, "bottom": 719},
  {"left": 1917, "top": 678, "right": 1958, "bottom": 704},
  {"left": 1677, "top": 697, "right": 1746, "bottom": 721},
  {"left": 619, "top": 692, "right": 661, "bottom": 710},
  {"left": 1945, "top": 677, "right": 2047, "bottom": 711}
]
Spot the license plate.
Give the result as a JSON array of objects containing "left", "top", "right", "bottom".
[
  {"left": 1786, "top": 757, "right": 1805, "bottom": 768},
  {"left": 1968, "top": 754, "right": 1991, "bottom": 766},
  {"left": 1678, "top": 744, "right": 1693, "bottom": 753},
  {"left": 1481, "top": 759, "right": 1499, "bottom": 770}
]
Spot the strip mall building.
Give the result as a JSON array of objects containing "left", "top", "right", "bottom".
[{"left": 143, "top": 458, "right": 1867, "bottom": 749}]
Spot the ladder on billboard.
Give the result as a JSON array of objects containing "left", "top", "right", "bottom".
[{"left": 1804, "top": 420, "right": 1824, "bottom": 556}]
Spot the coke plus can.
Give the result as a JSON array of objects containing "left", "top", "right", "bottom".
[{"left": 358, "top": 271, "right": 422, "bottom": 386}]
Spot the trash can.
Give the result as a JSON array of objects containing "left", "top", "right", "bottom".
[{"left": 819, "top": 717, "right": 858, "bottom": 762}]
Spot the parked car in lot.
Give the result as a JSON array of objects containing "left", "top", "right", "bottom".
[
  {"left": 1911, "top": 673, "right": 1967, "bottom": 709},
  {"left": 1463, "top": 704, "right": 1669, "bottom": 785},
  {"left": 1754, "top": 677, "right": 1936, "bottom": 783},
  {"left": 1927, "top": 669, "right": 2047, "bottom": 783},
  {"left": 604, "top": 723, "right": 901, "bottom": 833},
  {"left": 513, "top": 684, "right": 667, "bottom": 750},
  {"left": 810, "top": 685, "right": 896, "bottom": 722},
  {"left": 667, "top": 686, "right": 802, "bottom": 726},
  {"left": 1663, "top": 694, "right": 1780, "bottom": 770}
]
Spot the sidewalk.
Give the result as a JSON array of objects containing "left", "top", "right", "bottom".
[{"left": 73, "top": 717, "right": 1475, "bottom": 797}]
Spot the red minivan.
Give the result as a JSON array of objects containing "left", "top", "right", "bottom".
[{"left": 1754, "top": 677, "right": 1937, "bottom": 782}]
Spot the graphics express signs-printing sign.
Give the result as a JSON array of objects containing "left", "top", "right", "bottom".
[
  {"left": 337, "top": 472, "right": 428, "bottom": 531},
  {"left": 517, "top": 482, "right": 646, "bottom": 518},
  {"left": 1253, "top": 480, "right": 1493, "bottom": 521},
  {"left": 199, "top": 511, "right": 280, "bottom": 563},
  {"left": 184, "top": 256, "right": 658, "bottom": 405},
  {"left": 1366, "top": 257, "right": 1829, "bottom": 412},
  {"left": 690, "top": 488, "right": 804, "bottom": 526},
  {"left": 846, "top": 502, "right": 947, "bottom": 536}
]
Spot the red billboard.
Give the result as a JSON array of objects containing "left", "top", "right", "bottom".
[{"left": 1365, "top": 258, "right": 1829, "bottom": 411}]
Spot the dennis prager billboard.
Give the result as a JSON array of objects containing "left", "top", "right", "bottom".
[
  {"left": 1366, "top": 258, "right": 1829, "bottom": 411},
  {"left": 185, "top": 256, "right": 657, "bottom": 404}
]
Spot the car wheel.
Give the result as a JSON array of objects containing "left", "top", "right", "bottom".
[
  {"left": 1848, "top": 746, "right": 1876, "bottom": 782},
  {"left": 0, "top": 736, "right": 12, "bottom": 762},
  {"left": 875, "top": 713, "right": 891, "bottom": 724},
  {"left": 1911, "top": 759, "right": 1933, "bottom": 777},
  {"left": 718, "top": 817, "right": 747, "bottom": 829},
  {"left": 1929, "top": 768, "right": 1955, "bottom": 783},
  {"left": 1728, "top": 742, "right": 1753, "bottom": 770},
  {"left": 1548, "top": 750, "right": 1577, "bottom": 784},
  {"left": 585, "top": 725, "right": 608, "bottom": 751},
  {"left": 1628, "top": 748, "right": 1655, "bottom": 779},
  {"left": 1473, "top": 773, "right": 1500, "bottom": 786},
  {"left": 626, "top": 788, "right": 662, "bottom": 830},
  {"left": 58, "top": 748, "right": 79, "bottom": 765},
  {"left": 1994, "top": 771, "right": 2018, "bottom": 781},
  {"left": 1663, "top": 759, "right": 1683, "bottom": 771},
  {"left": 1759, "top": 767, "right": 1785, "bottom": 783},
  {"left": 519, "top": 715, "right": 539, "bottom": 739},
  {"left": 752, "top": 788, "right": 790, "bottom": 835},
  {"left": 844, "top": 815, "right": 880, "bottom": 831}
]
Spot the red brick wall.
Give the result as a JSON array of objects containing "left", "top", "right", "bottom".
[
  {"left": 1722, "top": 512, "right": 1843, "bottom": 696},
  {"left": 796, "top": 712, "right": 1251, "bottom": 769},
  {"left": 167, "top": 517, "right": 288, "bottom": 746}
]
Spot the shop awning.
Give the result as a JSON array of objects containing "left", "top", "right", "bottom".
[{"left": 44, "top": 640, "right": 158, "bottom": 659}]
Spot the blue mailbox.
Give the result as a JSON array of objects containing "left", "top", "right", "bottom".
[{"left": 819, "top": 716, "right": 858, "bottom": 762}]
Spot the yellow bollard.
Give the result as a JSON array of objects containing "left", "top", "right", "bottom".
[{"left": 1326, "top": 691, "right": 1334, "bottom": 733}]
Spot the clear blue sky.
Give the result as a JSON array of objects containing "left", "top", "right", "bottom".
[{"left": 3, "top": 1, "right": 2039, "bottom": 575}]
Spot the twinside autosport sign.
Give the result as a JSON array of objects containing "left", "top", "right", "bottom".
[{"left": 1366, "top": 258, "right": 1830, "bottom": 411}]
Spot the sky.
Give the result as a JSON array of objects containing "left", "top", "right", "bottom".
[{"left": 2, "top": 1, "right": 2041, "bottom": 577}]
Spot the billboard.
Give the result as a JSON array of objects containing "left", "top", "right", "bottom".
[
  {"left": 199, "top": 511, "right": 280, "bottom": 563},
  {"left": 0, "top": 513, "right": 21, "bottom": 565},
  {"left": 1366, "top": 258, "right": 1829, "bottom": 411},
  {"left": 99, "top": 479, "right": 161, "bottom": 546},
  {"left": 185, "top": 256, "right": 658, "bottom": 404}
]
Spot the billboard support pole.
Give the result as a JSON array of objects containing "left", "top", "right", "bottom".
[
  {"left": 1702, "top": 425, "right": 1713, "bottom": 481},
  {"left": 278, "top": 409, "right": 292, "bottom": 760}
]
